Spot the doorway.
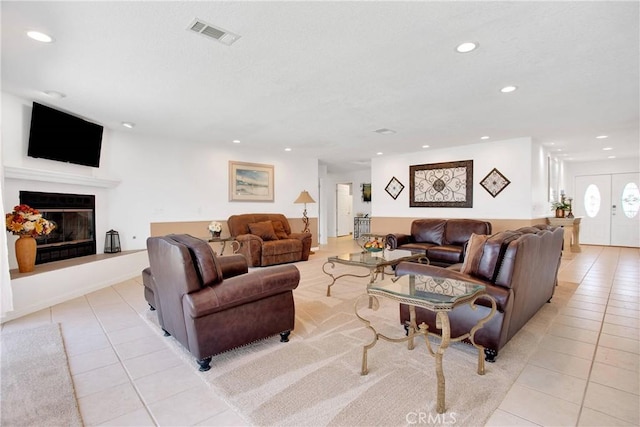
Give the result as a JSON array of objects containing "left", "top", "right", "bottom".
[
  {"left": 574, "top": 173, "right": 639, "bottom": 247},
  {"left": 336, "top": 183, "right": 352, "bottom": 237}
]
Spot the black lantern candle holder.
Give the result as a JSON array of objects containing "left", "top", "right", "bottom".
[{"left": 104, "top": 229, "right": 121, "bottom": 253}]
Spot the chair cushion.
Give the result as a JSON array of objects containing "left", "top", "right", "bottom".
[
  {"left": 271, "top": 220, "right": 289, "bottom": 239},
  {"left": 411, "top": 219, "right": 446, "bottom": 245},
  {"left": 248, "top": 221, "right": 279, "bottom": 241},
  {"left": 460, "top": 233, "right": 490, "bottom": 275}
]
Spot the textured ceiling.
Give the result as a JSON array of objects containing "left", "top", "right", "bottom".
[{"left": 2, "top": 1, "right": 638, "bottom": 173}]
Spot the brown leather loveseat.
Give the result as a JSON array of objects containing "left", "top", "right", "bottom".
[
  {"left": 395, "top": 225, "right": 564, "bottom": 362},
  {"left": 227, "top": 213, "right": 312, "bottom": 267},
  {"left": 145, "top": 234, "right": 300, "bottom": 371},
  {"left": 386, "top": 218, "right": 492, "bottom": 266}
]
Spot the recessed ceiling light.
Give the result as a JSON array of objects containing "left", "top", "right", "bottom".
[
  {"left": 596, "top": 135, "right": 608, "bottom": 139},
  {"left": 232, "top": 140, "right": 240, "bottom": 144},
  {"left": 607, "top": 156, "right": 616, "bottom": 159},
  {"left": 373, "top": 128, "right": 396, "bottom": 135},
  {"left": 27, "top": 31, "right": 53, "bottom": 43},
  {"left": 500, "top": 85, "right": 518, "bottom": 93},
  {"left": 121, "top": 122, "right": 135, "bottom": 129},
  {"left": 376, "top": 152, "right": 383, "bottom": 155},
  {"left": 422, "top": 145, "right": 430, "bottom": 148},
  {"left": 602, "top": 147, "right": 613, "bottom": 151},
  {"left": 480, "top": 136, "right": 490, "bottom": 140},
  {"left": 43, "top": 90, "right": 66, "bottom": 99},
  {"left": 455, "top": 42, "right": 478, "bottom": 53},
  {"left": 284, "top": 148, "right": 292, "bottom": 152}
]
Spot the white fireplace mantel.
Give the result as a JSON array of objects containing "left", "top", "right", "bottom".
[{"left": 3, "top": 166, "right": 120, "bottom": 188}]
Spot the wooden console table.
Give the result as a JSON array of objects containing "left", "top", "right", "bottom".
[{"left": 547, "top": 217, "right": 582, "bottom": 254}]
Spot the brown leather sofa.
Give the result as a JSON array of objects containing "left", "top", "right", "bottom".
[
  {"left": 227, "top": 213, "right": 312, "bottom": 267},
  {"left": 145, "top": 234, "right": 300, "bottom": 371},
  {"left": 395, "top": 225, "right": 563, "bottom": 362},
  {"left": 386, "top": 218, "right": 492, "bottom": 266}
]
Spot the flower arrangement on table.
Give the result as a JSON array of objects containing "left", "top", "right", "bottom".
[
  {"left": 5, "top": 204, "right": 56, "bottom": 237},
  {"left": 208, "top": 221, "right": 222, "bottom": 237}
]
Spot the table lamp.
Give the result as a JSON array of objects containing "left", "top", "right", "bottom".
[{"left": 294, "top": 190, "right": 316, "bottom": 233}]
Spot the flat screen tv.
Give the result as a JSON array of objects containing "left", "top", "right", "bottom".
[{"left": 27, "top": 102, "right": 104, "bottom": 167}]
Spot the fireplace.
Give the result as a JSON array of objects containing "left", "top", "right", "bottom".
[{"left": 19, "top": 191, "right": 96, "bottom": 264}]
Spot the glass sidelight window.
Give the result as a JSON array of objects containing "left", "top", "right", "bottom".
[
  {"left": 621, "top": 182, "right": 640, "bottom": 219},
  {"left": 584, "top": 184, "right": 601, "bottom": 218}
]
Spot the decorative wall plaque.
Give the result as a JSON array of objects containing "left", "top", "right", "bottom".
[
  {"left": 480, "top": 168, "right": 511, "bottom": 198},
  {"left": 385, "top": 176, "right": 404, "bottom": 200},
  {"left": 410, "top": 160, "right": 473, "bottom": 208}
]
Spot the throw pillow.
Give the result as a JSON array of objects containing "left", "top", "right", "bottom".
[
  {"left": 460, "top": 233, "right": 489, "bottom": 276},
  {"left": 248, "top": 221, "right": 278, "bottom": 241},
  {"left": 271, "top": 220, "right": 289, "bottom": 239}
]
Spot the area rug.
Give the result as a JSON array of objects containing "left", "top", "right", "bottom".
[
  {"left": 141, "top": 256, "right": 576, "bottom": 427},
  {"left": 1, "top": 323, "right": 83, "bottom": 427}
]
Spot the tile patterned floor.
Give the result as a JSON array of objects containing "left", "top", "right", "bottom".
[{"left": 2, "top": 238, "right": 638, "bottom": 426}]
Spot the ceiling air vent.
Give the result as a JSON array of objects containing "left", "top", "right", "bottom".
[{"left": 187, "top": 18, "right": 240, "bottom": 46}]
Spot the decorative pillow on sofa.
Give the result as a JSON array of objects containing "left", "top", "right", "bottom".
[
  {"left": 248, "top": 221, "right": 279, "bottom": 241},
  {"left": 460, "top": 233, "right": 489, "bottom": 276},
  {"left": 271, "top": 220, "right": 289, "bottom": 239}
]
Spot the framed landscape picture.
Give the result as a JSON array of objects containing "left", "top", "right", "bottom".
[
  {"left": 409, "top": 160, "right": 473, "bottom": 208},
  {"left": 229, "top": 161, "right": 274, "bottom": 202}
]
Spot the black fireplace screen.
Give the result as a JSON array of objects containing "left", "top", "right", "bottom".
[
  {"left": 36, "top": 209, "right": 94, "bottom": 247},
  {"left": 19, "top": 191, "right": 96, "bottom": 264}
]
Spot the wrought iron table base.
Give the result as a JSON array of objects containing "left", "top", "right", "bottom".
[{"left": 354, "top": 293, "right": 497, "bottom": 414}]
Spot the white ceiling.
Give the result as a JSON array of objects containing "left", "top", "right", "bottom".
[{"left": 2, "top": 1, "right": 638, "bottom": 173}]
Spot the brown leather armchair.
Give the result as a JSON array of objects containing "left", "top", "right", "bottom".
[
  {"left": 395, "top": 225, "right": 563, "bottom": 362},
  {"left": 146, "top": 234, "right": 300, "bottom": 371}
]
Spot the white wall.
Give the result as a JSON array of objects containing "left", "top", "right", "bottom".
[
  {"left": 564, "top": 157, "right": 640, "bottom": 197},
  {"left": 102, "top": 131, "right": 318, "bottom": 251},
  {"left": 371, "top": 137, "right": 549, "bottom": 219}
]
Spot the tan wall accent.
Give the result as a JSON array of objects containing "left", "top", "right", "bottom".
[
  {"left": 371, "top": 217, "right": 550, "bottom": 235},
  {"left": 150, "top": 217, "right": 318, "bottom": 247}
]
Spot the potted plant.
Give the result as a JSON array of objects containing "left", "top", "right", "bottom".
[
  {"left": 208, "top": 221, "right": 222, "bottom": 238},
  {"left": 551, "top": 201, "right": 570, "bottom": 218}
]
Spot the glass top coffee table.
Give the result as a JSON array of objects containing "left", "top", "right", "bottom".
[
  {"left": 355, "top": 273, "right": 497, "bottom": 414},
  {"left": 322, "top": 249, "right": 427, "bottom": 297}
]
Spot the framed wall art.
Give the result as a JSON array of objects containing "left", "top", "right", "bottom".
[
  {"left": 480, "top": 168, "right": 511, "bottom": 198},
  {"left": 229, "top": 161, "right": 274, "bottom": 202},
  {"left": 410, "top": 160, "right": 473, "bottom": 208},
  {"left": 385, "top": 176, "right": 404, "bottom": 200},
  {"left": 362, "top": 183, "right": 372, "bottom": 202}
]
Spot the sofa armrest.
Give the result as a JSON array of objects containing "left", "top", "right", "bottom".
[
  {"left": 386, "top": 233, "right": 412, "bottom": 249},
  {"left": 288, "top": 232, "right": 312, "bottom": 242},
  {"left": 217, "top": 254, "right": 249, "bottom": 278},
  {"left": 183, "top": 264, "right": 300, "bottom": 318},
  {"left": 394, "top": 261, "right": 510, "bottom": 311}
]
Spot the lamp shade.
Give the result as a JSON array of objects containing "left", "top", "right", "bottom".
[{"left": 294, "top": 190, "right": 316, "bottom": 204}]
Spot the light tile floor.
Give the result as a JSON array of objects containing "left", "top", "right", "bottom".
[{"left": 2, "top": 238, "right": 638, "bottom": 426}]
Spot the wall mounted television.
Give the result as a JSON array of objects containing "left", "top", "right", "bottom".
[{"left": 27, "top": 102, "right": 104, "bottom": 167}]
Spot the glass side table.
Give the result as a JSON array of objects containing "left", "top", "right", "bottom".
[
  {"left": 355, "top": 273, "right": 497, "bottom": 413},
  {"left": 207, "top": 236, "right": 240, "bottom": 256}
]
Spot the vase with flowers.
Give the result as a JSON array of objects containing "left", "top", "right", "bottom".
[
  {"left": 208, "top": 221, "right": 222, "bottom": 239},
  {"left": 6, "top": 204, "right": 56, "bottom": 272}
]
